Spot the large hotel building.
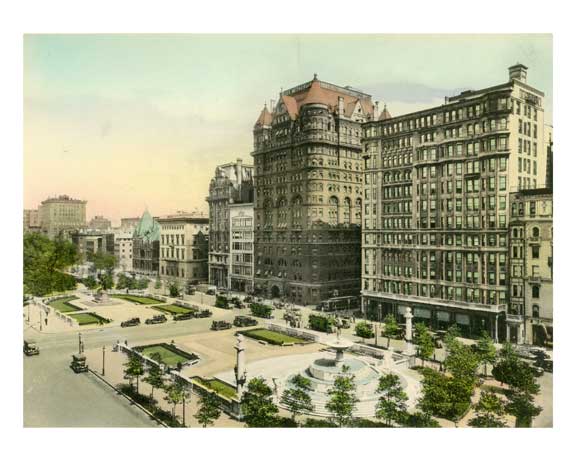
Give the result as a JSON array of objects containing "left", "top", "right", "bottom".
[
  {"left": 361, "top": 64, "right": 548, "bottom": 340},
  {"left": 251, "top": 75, "right": 375, "bottom": 305}
]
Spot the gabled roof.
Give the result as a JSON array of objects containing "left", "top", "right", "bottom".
[
  {"left": 379, "top": 105, "right": 392, "bottom": 121},
  {"left": 133, "top": 209, "right": 160, "bottom": 242},
  {"left": 254, "top": 105, "right": 273, "bottom": 128}
]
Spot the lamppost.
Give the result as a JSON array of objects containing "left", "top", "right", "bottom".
[
  {"left": 39, "top": 308, "right": 42, "bottom": 332},
  {"left": 102, "top": 345, "right": 106, "bottom": 376}
]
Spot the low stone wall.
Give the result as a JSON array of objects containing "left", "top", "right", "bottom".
[{"left": 268, "top": 323, "right": 319, "bottom": 342}]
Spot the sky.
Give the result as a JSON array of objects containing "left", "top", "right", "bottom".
[{"left": 24, "top": 34, "right": 552, "bottom": 225}]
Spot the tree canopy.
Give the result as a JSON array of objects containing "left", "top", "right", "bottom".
[{"left": 240, "top": 377, "right": 279, "bottom": 427}]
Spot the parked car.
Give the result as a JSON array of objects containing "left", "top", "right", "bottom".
[
  {"left": 145, "top": 314, "right": 167, "bottom": 325},
  {"left": 211, "top": 320, "right": 232, "bottom": 331},
  {"left": 530, "top": 365, "right": 544, "bottom": 377},
  {"left": 121, "top": 317, "right": 141, "bottom": 328},
  {"left": 233, "top": 315, "right": 258, "bottom": 327},
  {"left": 174, "top": 312, "right": 195, "bottom": 321},
  {"left": 70, "top": 353, "right": 88, "bottom": 373},
  {"left": 24, "top": 340, "right": 39, "bottom": 356},
  {"left": 194, "top": 309, "right": 212, "bottom": 318},
  {"left": 206, "top": 288, "right": 216, "bottom": 296}
]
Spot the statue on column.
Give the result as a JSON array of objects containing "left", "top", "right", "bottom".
[
  {"left": 404, "top": 307, "right": 415, "bottom": 355},
  {"left": 234, "top": 334, "right": 247, "bottom": 399}
]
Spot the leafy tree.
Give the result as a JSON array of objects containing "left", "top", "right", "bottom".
[
  {"left": 418, "top": 367, "right": 473, "bottom": 421},
  {"left": 138, "top": 278, "right": 150, "bottom": 290},
  {"left": 98, "top": 272, "right": 114, "bottom": 290},
  {"left": 240, "top": 377, "right": 279, "bottom": 427},
  {"left": 169, "top": 282, "right": 180, "bottom": 298},
  {"left": 91, "top": 250, "right": 116, "bottom": 273},
  {"left": 444, "top": 342, "right": 480, "bottom": 387},
  {"left": 468, "top": 391, "right": 507, "bottom": 427},
  {"left": 444, "top": 323, "right": 461, "bottom": 351},
  {"left": 476, "top": 331, "right": 497, "bottom": 377},
  {"left": 195, "top": 391, "right": 222, "bottom": 428},
  {"left": 124, "top": 354, "right": 145, "bottom": 394},
  {"left": 154, "top": 277, "right": 162, "bottom": 290},
  {"left": 280, "top": 374, "right": 314, "bottom": 421},
  {"left": 383, "top": 314, "right": 400, "bottom": 348},
  {"left": 492, "top": 353, "right": 540, "bottom": 394},
  {"left": 415, "top": 322, "right": 435, "bottom": 366},
  {"left": 143, "top": 353, "right": 165, "bottom": 399},
  {"left": 505, "top": 389, "right": 542, "bottom": 427},
  {"left": 404, "top": 411, "right": 440, "bottom": 428},
  {"left": 326, "top": 366, "right": 359, "bottom": 427},
  {"left": 24, "top": 233, "right": 78, "bottom": 296},
  {"left": 375, "top": 373, "right": 408, "bottom": 426},
  {"left": 355, "top": 321, "right": 375, "bottom": 340},
  {"left": 83, "top": 276, "right": 98, "bottom": 290},
  {"left": 164, "top": 380, "right": 185, "bottom": 420}
]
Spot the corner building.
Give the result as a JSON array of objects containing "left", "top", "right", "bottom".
[
  {"left": 252, "top": 75, "right": 374, "bottom": 305},
  {"left": 361, "top": 64, "right": 547, "bottom": 340}
]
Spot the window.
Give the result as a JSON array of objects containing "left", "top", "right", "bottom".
[
  {"left": 532, "top": 285, "right": 540, "bottom": 299},
  {"left": 532, "top": 305, "right": 540, "bottom": 318},
  {"left": 532, "top": 246, "right": 540, "bottom": 259},
  {"left": 532, "top": 226, "right": 540, "bottom": 238}
]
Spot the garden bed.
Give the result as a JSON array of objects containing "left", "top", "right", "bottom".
[
  {"left": 240, "top": 328, "right": 309, "bottom": 345},
  {"left": 150, "top": 304, "right": 195, "bottom": 315},
  {"left": 48, "top": 296, "right": 82, "bottom": 313},
  {"left": 134, "top": 343, "right": 198, "bottom": 367},
  {"left": 68, "top": 312, "right": 111, "bottom": 325},
  {"left": 110, "top": 294, "right": 161, "bottom": 305},
  {"left": 193, "top": 377, "right": 237, "bottom": 400}
]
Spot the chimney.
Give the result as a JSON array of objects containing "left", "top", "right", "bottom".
[
  {"left": 509, "top": 63, "right": 528, "bottom": 83},
  {"left": 338, "top": 96, "right": 344, "bottom": 116},
  {"left": 374, "top": 101, "right": 380, "bottom": 120},
  {"left": 236, "top": 158, "right": 243, "bottom": 186}
]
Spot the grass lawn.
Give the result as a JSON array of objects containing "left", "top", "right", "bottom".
[
  {"left": 194, "top": 377, "right": 237, "bottom": 400},
  {"left": 48, "top": 296, "right": 82, "bottom": 313},
  {"left": 241, "top": 328, "right": 308, "bottom": 345},
  {"left": 136, "top": 344, "right": 195, "bottom": 367},
  {"left": 150, "top": 304, "right": 194, "bottom": 315},
  {"left": 110, "top": 294, "right": 161, "bottom": 305},
  {"left": 69, "top": 312, "right": 109, "bottom": 325}
]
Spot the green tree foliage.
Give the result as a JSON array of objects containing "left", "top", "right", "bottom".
[
  {"left": 137, "top": 278, "right": 150, "bottom": 290},
  {"left": 415, "top": 322, "right": 435, "bottom": 366},
  {"left": 241, "top": 377, "right": 279, "bottom": 427},
  {"left": 215, "top": 295, "right": 230, "bottom": 309},
  {"left": 154, "top": 277, "right": 162, "bottom": 290},
  {"left": 444, "top": 323, "right": 461, "bottom": 352},
  {"left": 505, "top": 389, "right": 542, "bottom": 427},
  {"left": 476, "top": 331, "right": 497, "bottom": 376},
  {"left": 375, "top": 373, "right": 408, "bottom": 426},
  {"left": 249, "top": 303, "right": 273, "bottom": 319},
  {"left": 195, "top": 391, "right": 222, "bottom": 428},
  {"left": 468, "top": 391, "right": 507, "bottom": 427},
  {"left": 163, "top": 380, "right": 186, "bottom": 419},
  {"left": 403, "top": 411, "right": 440, "bottom": 428},
  {"left": 280, "top": 374, "right": 314, "bottom": 421},
  {"left": 123, "top": 354, "right": 145, "bottom": 394},
  {"left": 169, "top": 282, "right": 180, "bottom": 298},
  {"left": 326, "top": 367, "right": 359, "bottom": 427},
  {"left": 383, "top": 314, "right": 400, "bottom": 348},
  {"left": 98, "top": 272, "right": 114, "bottom": 290},
  {"left": 308, "top": 314, "right": 334, "bottom": 333},
  {"left": 492, "top": 351, "right": 540, "bottom": 394},
  {"left": 116, "top": 273, "right": 136, "bottom": 290},
  {"left": 83, "top": 275, "right": 98, "bottom": 290},
  {"left": 23, "top": 233, "right": 78, "bottom": 296},
  {"left": 355, "top": 321, "right": 375, "bottom": 339},
  {"left": 143, "top": 353, "right": 165, "bottom": 399},
  {"left": 444, "top": 342, "right": 480, "bottom": 387},
  {"left": 90, "top": 250, "right": 116, "bottom": 273},
  {"left": 418, "top": 368, "right": 472, "bottom": 421}
]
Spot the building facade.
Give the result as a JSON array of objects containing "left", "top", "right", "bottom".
[
  {"left": 361, "top": 64, "right": 548, "bottom": 339},
  {"left": 120, "top": 217, "right": 141, "bottom": 231},
  {"left": 71, "top": 231, "right": 115, "bottom": 262},
  {"left": 251, "top": 75, "right": 373, "bottom": 305},
  {"left": 229, "top": 203, "right": 254, "bottom": 293},
  {"left": 23, "top": 209, "right": 41, "bottom": 233},
  {"left": 206, "top": 159, "right": 254, "bottom": 289},
  {"left": 158, "top": 212, "right": 209, "bottom": 291},
  {"left": 508, "top": 188, "right": 553, "bottom": 345},
  {"left": 88, "top": 215, "right": 112, "bottom": 231},
  {"left": 132, "top": 210, "right": 160, "bottom": 276},
  {"left": 39, "top": 195, "right": 87, "bottom": 239},
  {"left": 113, "top": 231, "right": 133, "bottom": 273}
]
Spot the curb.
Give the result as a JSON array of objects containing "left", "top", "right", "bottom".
[{"left": 87, "top": 369, "right": 168, "bottom": 427}]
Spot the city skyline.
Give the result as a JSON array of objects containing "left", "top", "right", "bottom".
[{"left": 24, "top": 34, "right": 552, "bottom": 224}]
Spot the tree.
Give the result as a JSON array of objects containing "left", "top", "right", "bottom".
[
  {"left": 123, "top": 354, "right": 145, "bottom": 394},
  {"left": 98, "top": 272, "right": 114, "bottom": 290},
  {"left": 375, "top": 373, "right": 408, "bottom": 426},
  {"left": 138, "top": 278, "right": 150, "bottom": 290},
  {"left": 280, "top": 374, "right": 314, "bottom": 421},
  {"left": 415, "top": 323, "right": 434, "bottom": 366},
  {"left": 404, "top": 411, "right": 440, "bottom": 428},
  {"left": 154, "top": 277, "right": 162, "bottom": 290},
  {"left": 169, "top": 282, "right": 180, "bottom": 298},
  {"left": 476, "top": 331, "right": 497, "bottom": 377},
  {"left": 355, "top": 321, "right": 374, "bottom": 340},
  {"left": 492, "top": 352, "right": 540, "bottom": 394},
  {"left": 91, "top": 250, "right": 115, "bottom": 273},
  {"left": 468, "top": 391, "right": 507, "bottom": 427},
  {"left": 83, "top": 276, "right": 98, "bottom": 290},
  {"left": 326, "top": 366, "right": 359, "bottom": 427},
  {"left": 444, "top": 323, "right": 461, "bottom": 351},
  {"left": 240, "top": 377, "right": 279, "bottom": 427},
  {"left": 195, "top": 391, "right": 222, "bottom": 428},
  {"left": 383, "top": 314, "right": 400, "bottom": 348},
  {"left": 505, "top": 389, "right": 542, "bottom": 427},
  {"left": 143, "top": 353, "right": 164, "bottom": 399},
  {"left": 163, "top": 380, "right": 185, "bottom": 420},
  {"left": 24, "top": 233, "right": 78, "bottom": 296},
  {"left": 444, "top": 342, "right": 480, "bottom": 387}
]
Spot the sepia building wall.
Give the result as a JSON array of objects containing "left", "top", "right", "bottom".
[
  {"left": 360, "top": 64, "right": 548, "bottom": 339},
  {"left": 252, "top": 75, "right": 373, "bottom": 305},
  {"left": 39, "top": 195, "right": 87, "bottom": 240}
]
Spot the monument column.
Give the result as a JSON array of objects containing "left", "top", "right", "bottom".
[
  {"left": 405, "top": 307, "right": 415, "bottom": 356},
  {"left": 234, "top": 334, "right": 247, "bottom": 401}
]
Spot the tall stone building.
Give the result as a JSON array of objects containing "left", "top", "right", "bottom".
[
  {"left": 206, "top": 159, "right": 254, "bottom": 289},
  {"left": 509, "top": 188, "right": 553, "bottom": 345},
  {"left": 113, "top": 231, "right": 133, "bottom": 272},
  {"left": 88, "top": 215, "right": 112, "bottom": 231},
  {"left": 23, "top": 209, "right": 41, "bottom": 233},
  {"left": 229, "top": 203, "right": 254, "bottom": 293},
  {"left": 252, "top": 75, "right": 374, "bottom": 305},
  {"left": 132, "top": 210, "right": 160, "bottom": 276},
  {"left": 361, "top": 64, "right": 548, "bottom": 339},
  {"left": 39, "top": 195, "right": 87, "bottom": 239},
  {"left": 158, "top": 212, "right": 209, "bottom": 292}
]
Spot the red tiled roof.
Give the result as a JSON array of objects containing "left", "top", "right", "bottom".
[
  {"left": 254, "top": 106, "right": 273, "bottom": 128},
  {"left": 379, "top": 106, "right": 392, "bottom": 121}
]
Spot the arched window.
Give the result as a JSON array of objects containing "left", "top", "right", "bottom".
[
  {"left": 291, "top": 196, "right": 302, "bottom": 228},
  {"left": 277, "top": 197, "right": 288, "bottom": 228},
  {"left": 328, "top": 196, "right": 339, "bottom": 225},
  {"left": 513, "top": 228, "right": 518, "bottom": 238},
  {"left": 532, "top": 285, "right": 540, "bottom": 299},
  {"left": 532, "top": 305, "right": 540, "bottom": 318},
  {"left": 532, "top": 226, "right": 540, "bottom": 238},
  {"left": 342, "top": 197, "right": 351, "bottom": 224}
]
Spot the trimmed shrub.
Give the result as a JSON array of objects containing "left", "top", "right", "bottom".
[
  {"left": 308, "top": 314, "right": 334, "bottom": 333},
  {"left": 249, "top": 303, "right": 273, "bottom": 319}
]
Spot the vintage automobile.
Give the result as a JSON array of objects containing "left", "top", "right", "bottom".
[
  {"left": 174, "top": 312, "right": 195, "bottom": 321},
  {"left": 24, "top": 340, "right": 40, "bottom": 356},
  {"left": 211, "top": 320, "right": 232, "bottom": 331},
  {"left": 194, "top": 309, "right": 212, "bottom": 318},
  {"left": 121, "top": 317, "right": 141, "bottom": 328},
  {"left": 233, "top": 315, "right": 258, "bottom": 327},
  {"left": 145, "top": 314, "right": 167, "bottom": 325},
  {"left": 70, "top": 353, "right": 88, "bottom": 373}
]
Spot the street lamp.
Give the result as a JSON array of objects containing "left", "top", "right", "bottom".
[{"left": 102, "top": 345, "right": 106, "bottom": 376}]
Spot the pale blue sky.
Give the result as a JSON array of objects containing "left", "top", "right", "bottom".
[{"left": 24, "top": 34, "right": 552, "bottom": 223}]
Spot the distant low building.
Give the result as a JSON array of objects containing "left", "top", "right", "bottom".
[
  {"left": 132, "top": 210, "right": 160, "bottom": 276},
  {"left": 39, "top": 195, "right": 87, "bottom": 239},
  {"left": 71, "top": 230, "right": 115, "bottom": 262},
  {"left": 88, "top": 215, "right": 112, "bottom": 231},
  {"left": 120, "top": 217, "right": 141, "bottom": 232},
  {"left": 113, "top": 231, "right": 133, "bottom": 272}
]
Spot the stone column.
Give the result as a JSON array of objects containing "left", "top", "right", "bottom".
[
  {"left": 234, "top": 334, "right": 247, "bottom": 399},
  {"left": 405, "top": 307, "right": 414, "bottom": 355}
]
